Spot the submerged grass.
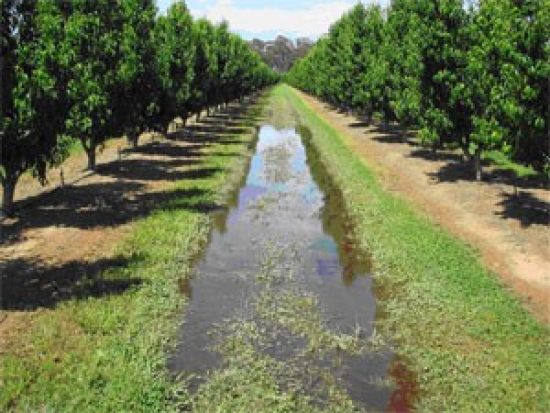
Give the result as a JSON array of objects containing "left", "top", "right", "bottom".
[
  {"left": 0, "top": 96, "right": 266, "bottom": 412},
  {"left": 279, "top": 84, "right": 550, "bottom": 412},
  {"left": 187, "top": 95, "right": 384, "bottom": 412},
  {"left": 191, "top": 244, "right": 373, "bottom": 412}
]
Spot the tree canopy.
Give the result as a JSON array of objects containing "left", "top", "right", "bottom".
[
  {"left": 1, "top": 0, "right": 276, "bottom": 214},
  {"left": 288, "top": 0, "right": 549, "bottom": 179},
  {"left": 1, "top": 0, "right": 69, "bottom": 212}
]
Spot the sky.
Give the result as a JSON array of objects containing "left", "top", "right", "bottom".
[{"left": 156, "top": 0, "right": 390, "bottom": 41}]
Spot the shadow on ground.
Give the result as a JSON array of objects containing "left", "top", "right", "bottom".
[
  {"left": 0, "top": 96, "right": 265, "bottom": 309},
  {"left": 342, "top": 113, "right": 549, "bottom": 227},
  {"left": 424, "top": 158, "right": 546, "bottom": 192},
  {"left": 127, "top": 142, "right": 205, "bottom": 159},
  {"left": 96, "top": 159, "right": 222, "bottom": 182},
  {"left": 496, "top": 191, "right": 549, "bottom": 227},
  {"left": 0, "top": 184, "right": 216, "bottom": 244},
  {"left": 0, "top": 256, "right": 141, "bottom": 310},
  {"left": 1, "top": 97, "right": 263, "bottom": 244}
]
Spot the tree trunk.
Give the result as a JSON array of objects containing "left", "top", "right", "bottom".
[
  {"left": 460, "top": 141, "right": 470, "bottom": 163},
  {"left": 1, "top": 173, "right": 18, "bottom": 216},
  {"left": 206, "top": 107, "right": 210, "bottom": 117},
  {"left": 87, "top": 146, "right": 97, "bottom": 171},
  {"left": 474, "top": 148, "right": 482, "bottom": 181},
  {"left": 129, "top": 131, "right": 139, "bottom": 148},
  {"left": 196, "top": 112, "right": 201, "bottom": 122}
]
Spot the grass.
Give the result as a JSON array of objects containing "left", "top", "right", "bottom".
[
  {"left": 0, "top": 96, "right": 266, "bottom": 412},
  {"left": 278, "top": 84, "right": 550, "bottom": 412},
  {"left": 483, "top": 150, "right": 541, "bottom": 179},
  {"left": 2, "top": 85, "right": 548, "bottom": 412}
]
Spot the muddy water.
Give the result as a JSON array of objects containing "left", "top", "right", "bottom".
[{"left": 170, "top": 124, "right": 403, "bottom": 411}]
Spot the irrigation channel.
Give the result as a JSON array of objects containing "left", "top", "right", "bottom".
[{"left": 169, "top": 110, "right": 414, "bottom": 411}]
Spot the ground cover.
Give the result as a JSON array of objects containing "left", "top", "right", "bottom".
[
  {"left": 280, "top": 84, "right": 550, "bottom": 412},
  {"left": 0, "top": 95, "right": 266, "bottom": 412}
]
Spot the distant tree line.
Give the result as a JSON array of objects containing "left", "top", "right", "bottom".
[
  {"left": 1, "top": 0, "right": 277, "bottom": 214},
  {"left": 287, "top": 0, "right": 549, "bottom": 180},
  {"left": 250, "top": 36, "right": 313, "bottom": 72}
]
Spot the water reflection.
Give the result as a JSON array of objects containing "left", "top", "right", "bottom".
[{"left": 170, "top": 124, "right": 407, "bottom": 411}]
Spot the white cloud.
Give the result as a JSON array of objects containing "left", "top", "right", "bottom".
[{"left": 192, "top": 0, "right": 359, "bottom": 38}]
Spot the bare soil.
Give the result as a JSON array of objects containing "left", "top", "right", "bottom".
[
  {"left": 0, "top": 105, "right": 251, "bottom": 347},
  {"left": 298, "top": 90, "right": 550, "bottom": 324}
]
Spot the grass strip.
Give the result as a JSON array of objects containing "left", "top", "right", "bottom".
[
  {"left": 0, "top": 96, "right": 266, "bottom": 412},
  {"left": 483, "top": 150, "right": 541, "bottom": 179},
  {"left": 279, "top": 84, "right": 550, "bottom": 412}
]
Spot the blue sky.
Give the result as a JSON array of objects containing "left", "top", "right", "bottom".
[{"left": 156, "top": 0, "right": 389, "bottom": 40}]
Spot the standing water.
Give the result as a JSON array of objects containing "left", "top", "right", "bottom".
[{"left": 170, "top": 122, "right": 407, "bottom": 411}]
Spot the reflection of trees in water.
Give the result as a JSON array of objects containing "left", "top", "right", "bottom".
[
  {"left": 211, "top": 132, "right": 261, "bottom": 235},
  {"left": 246, "top": 193, "right": 282, "bottom": 225},
  {"left": 262, "top": 139, "right": 295, "bottom": 184},
  {"left": 298, "top": 124, "right": 372, "bottom": 287}
]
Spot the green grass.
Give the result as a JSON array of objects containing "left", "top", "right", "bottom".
[
  {"left": 66, "top": 138, "right": 85, "bottom": 157},
  {"left": 278, "top": 84, "right": 550, "bottom": 412},
  {"left": 0, "top": 96, "right": 266, "bottom": 412},
  {"left": 483, "top": 150, "right": 541, "bottom": 179},
  {"left": 3, "top": 86, "right": 548, "bottom": 412}
]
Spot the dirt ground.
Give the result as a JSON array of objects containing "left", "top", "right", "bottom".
[
  {"left": 298, "top": 91, "right": 550, "bottom": 324},
  {"left": 0, "top": 105, "right": 252, "bottom": 348}
]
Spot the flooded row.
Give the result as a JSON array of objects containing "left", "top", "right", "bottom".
[{"left": 169, "top": 121, "right": 410, "bottom": 411}]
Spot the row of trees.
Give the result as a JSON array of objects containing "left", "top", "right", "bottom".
[
  {"left": 287, "top": 0, "right": 549, "bottom": 180},
  {"left": 1, "top": 0, "right": 276, "bottom": 214}
]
